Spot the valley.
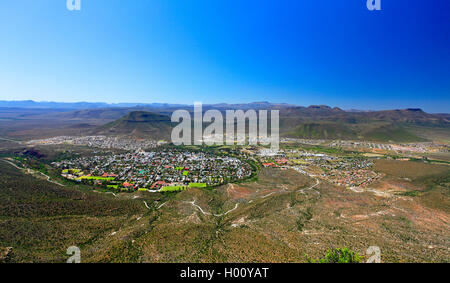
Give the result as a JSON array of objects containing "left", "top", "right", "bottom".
[{"left": 0, "top": 103, "right": 448, "bottom": 263}]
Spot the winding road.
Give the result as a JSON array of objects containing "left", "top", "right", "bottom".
[
  {"left": 0, "top": 137, "right": 21, "bottom": 143},
  {"left": 143, "top": 201, "right": 151, "bottom": 210},
  {"left": 185, "top": 200, "right": 240, "bottom": 217},
  {"left": 2, "top": 159, "right": 65, "bottom": 186},
  {"left": 296, "top": 178, "right": 320, "bottom": 195},
  {"left": 185, "top": 172, "right": 321, "bottom": 217}
]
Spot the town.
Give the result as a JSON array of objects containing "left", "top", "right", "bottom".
[
  {"left": 328, "top": 140, "right": 448, "bottom": 154},
  {"left": 34, "top": 135, "right": 447, "bottom": 192},
  {"left": 28, "top": 135, "right": 164, "bottom": 151},
  {"left": 52, "top": 148, "right": 253, "bottom": 192},
  {"left": 257, "top": 148, "right": 384, "bottom": 188}
]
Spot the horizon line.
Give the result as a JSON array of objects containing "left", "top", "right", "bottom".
[{"left": 0, "top": 99, "right": 448, "bottom": 114}]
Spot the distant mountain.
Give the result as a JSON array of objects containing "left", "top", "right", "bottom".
[
  {"left": 40, "top": 108, "right": 142, "bottom": 121},
  {"left": 93, "top": 111, "right": 172, "bottom": 139},
  {"left": 280, "top": 107, "right": 449, "bottom": 142},
  {"left": 0, "top": 100, "right": 187, "bottom": 110},
  {"left": 0, "top": 100, "right": 109, "bottom": 109},
  {"left": 201, "top": 102, "right": 297, "bottom": 110},
  {"left": 93, "top": 107, "right": 449, "bottom": 143}
]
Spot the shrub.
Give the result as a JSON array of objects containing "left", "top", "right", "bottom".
[{"left": 307, "top": 248, "right": 362, "bottom": 263}]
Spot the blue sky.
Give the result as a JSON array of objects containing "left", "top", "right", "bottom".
[{"left": 0, "top": 0, "right": 448, "bottom": 112}]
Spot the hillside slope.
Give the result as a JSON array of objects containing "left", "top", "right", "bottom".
[{"left": 93, "top": 111, "right": 172, "bottom": 140}]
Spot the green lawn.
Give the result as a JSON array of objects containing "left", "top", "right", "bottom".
[
  {"left": 160, "top": 186, "right": 186, "bottom": 192},
  {"left": 77, "top": 176, "right": 115, "bottom": 181},
  {"left": 188, "top": 183, "right": 207, "bottom": 188}
]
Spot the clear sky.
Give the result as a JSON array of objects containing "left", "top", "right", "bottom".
[{"left": 0, "top": 0, "right": 448, "bottom": 112}]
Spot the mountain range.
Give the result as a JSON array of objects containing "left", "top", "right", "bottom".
[
  {"left": 90, "top": 106, "right": 448, "bottom": 143},
  {"left": 0, "top": 101, "right": 448, "bottom": 142}
]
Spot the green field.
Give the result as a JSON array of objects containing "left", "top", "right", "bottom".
[
  {"left": 188, "top": 183, "right": 207, "bottom": 188},
  {"left": 160, "top": 186, "right": 186, "bottom": 192},
  {"left": 62, "top": 169, "right": 81, "bottom": 174},
  {"left": 76, "top": 176, "right": 115, "bottom": 181}
]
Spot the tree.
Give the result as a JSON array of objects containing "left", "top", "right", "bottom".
[{"left": 307, "top": 248, "right": 362, "bottom": 263}]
